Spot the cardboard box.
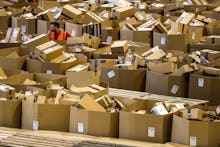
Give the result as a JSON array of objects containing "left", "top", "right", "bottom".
[
  {"left": 17, "top": 18, "right": 36, "bottom": 34},
  {"left": 22, "top": 34, "right": 49, "bottom": 48},
  {"left": 62, "top": 4, "right": 83, "bottom": 19},
  {"left": 148, "top": 62, "right": 177, "bottom": 74},
  {"left": 120, "top": 30, "right": 152, "bottom": 44},
  {"left": 188, "top": 72, "right": 220, "bottom": 105},
  {"left": 0, "top": 84, "right": 15, "bottom": 99},
  {"left": 101, "top": 27, "right": 119, "bottom": 42},
  {"left": 27, "top": 54, "right": 87, "bottom": 74},
  {"left": 0, "top": 99, "right": 21, "bottom": 128},
  {"left": 37, "top": 19, "right": 50, "bottom": 34},
  {"left": 171, "top": 63, "right": 199, "bottom": 76},
  {"left": 141, "top": 46, "right": 166, "bottom": 60},
  {"left": 101, "top": 67, "right": 146, "bottom": 91},
  {"left": 0, "top": 15, "right": 11, "bottom": 34},
  {"left": 5, "top": 28, "right": 21, "bottom": 43},
  {"left": 171, "top": 112, "right": 220, "bottom": 147},
  {"left": 111, "top": 40, "right": 128, "bottom": 54},
  {"left": 69, "top": 106, "right": 119, "bottom": 137},
  {"left": 182, "top": 108, "right": 204, "bottom": 121},
  {"left": 66, "top": 71, "right": 99, "bottom": 88},
  {"left": 153, "top": 32, "right": 190, "bottom": 53},
  {"left": 146, "top": 71, "right": 188, "bottom": 97},
  {"left": 205, "top": 35, "right": 220, "bottom": 45},
  {"left": 22, "top": 100, "right": 70, "bottom": 132},
  {"left": 35, "top": 41, "right": 64, "bottom": 61},
  {"left": 176, "top": 12, "right": 195, "bottom": 25},
  {"left": 119, "top": 100, "right": 173, "bottom": 143},
  {"left": 113, "top": 6, "right": 135, "bottom": 20},
  {"left": 200, "top": 49, "right": 220, "bottom": 61},
  {"left": 1, "top": 73, "right": 66, "bottom": 92},
  {"left": 65, "top": 21, "right": 82, "bottom": 37}
]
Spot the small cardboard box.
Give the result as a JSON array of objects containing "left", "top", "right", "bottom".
[
  {"left": 113, "top": 6, "right": 135, "bottom": 20},
  {"left": 0, "top": 99, "right": 21, "bottom": 128},
  {"left": 146, "top": 71, "right": 188, "bottom": 97},
  {"left": 148, "top": 62, "right": 177, "bottom": 74},
  {"left": 171, "top": 109, "right": 220, "bottom": 147},
  {"left": 22, "top": 34, "right": 49, "bottom": 48},
  {"left": 101, "top": 27, "right": 119, "bottom": 42},
  {"left": 176, "top": 12, "right": 195, "bottom": 25},
  {"left": 35, "top": 41, "right": 64, "bottom": 61},
  {"left": 111, "top": 40, "right": 128, "bottom": 54},
  {"left": 17, "top": 18, "right": 36, "bottom": 35},
  {"left": 205, "top": 35, "right": 220, "bottom": 45},
  {"left": 200, "top": 49, "right": 220, "bottom": 61},
  {"left": 182, "top": 108, "right": 204, "bottom": 121},
  {"left": 119, "top": 100, "right": 173, "bottom": 143},
  {"left": 62, "top": 4, "right": 83, "bottom": 19}
]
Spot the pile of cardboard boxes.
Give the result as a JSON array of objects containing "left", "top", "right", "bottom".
[{"left": 0, "top": 0, "right": 220, "bottom": 146}]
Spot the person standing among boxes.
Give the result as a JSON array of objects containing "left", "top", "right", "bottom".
[{"left": 48, "top": 22, "right": 72, "bottom": 41}]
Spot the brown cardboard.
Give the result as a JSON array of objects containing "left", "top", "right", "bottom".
[
  {"left": 171, "top": 112, "right": 220, "bottom": 147},
  {"left": 22, "top": 34, "right": 49, "bottom": 48},
  {"left": 78, "top": 94, "right": 106, "bottom": 112},
  {"left": 119, "top": 100, "right": 172, "bottom": 143},
  {"left": 27, "top": 54, "right": 87, "bottom": 74},
  {"left": 17, "top": 18, "right": 36, "bottom": 35},
  {"left": 0, "top": 99, "right": 21, "bottom": 128},
  {"left": 66, "top": 71, "right": 99, "bottom": 88},
  {"left": 111, "top": 40, "right": 128, "bottom": 54},
  {"left": 146, "top": 71, "right": 188, "bottom": 97},
  {"left": 101, "top": 27, "right": 119, "bottom": 42},
  {"left": 182, "top": 108, "right": 204, "bottom": 120},
  {"left": 22, "top": 100, "right": 70, "bottom": 132},
  {"left": 65, "top": 21, "right": 82, "bottom": 37},
  {"left": 205, "top": 35, "right": 220, "bottom": 45},
  {"left": 188, "top": 72, "right": 220, "bottom": 105},
  {"left": 101, "top": 67, "right": 146, "bottom": 91},
  {"left": 200, "top": 49, "right": 220, "bottom": 61},
  {"left": 171, "top": 63, "right": 199, "bottom": 76},
  {"left": 37, "top": 19, "right": 50, "bottom": 34},
  {"left": 113, "top": 6, "right": 135, "bottom": 20},
  {"left": 5, "top": 28, "right": 21, "bottom": 43},
  {"left": 0, "top": 15, "right": 11, "bottom": 34},
  {"left": 0, "top": 84, "right": 16, "bottom": 99},
  {"left": 148, "top": 62, "right": 177, "bottom": 74},
  {"left": 62, "top": 4, "right": 83, "bottom": 19},
  {"left": 69, "top": 106, "right": 119, "bottom": 137}
]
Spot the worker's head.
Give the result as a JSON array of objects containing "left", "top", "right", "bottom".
[{"left": 50, "top": 22, "right": 60, "bottom": 33}]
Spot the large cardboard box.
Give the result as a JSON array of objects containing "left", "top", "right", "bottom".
[
  {"left": 0, "top": 99, "right": 21, "bottom": 128},
  {"left": 0, "top": 47, "right": 27, "bottom": 70},
  {"left": 1, "top": 73, "right": 66, "bottom": 92},
  {"left": 120, "top": 30, "right": 152, "bottom": 44},
  {"left": 101, "top": 27, "right": 119, "bottom": 42},
  {"left": 27, "top": 54, "right": 87, "bottom": 74},
  {"left": 69, "top": 106, "right": 119, "bottom": 137},
  {"left": 153, "top": 32, "right": 190, "bottom": 53},
  {"left": 37, "top": 19, "right": 50, "bottom": 34},
  {"left": 101, "top": 67, "right": 146, "bottom": 91},
  {"left": 171, "top": 110, "right": 220, "bottom": 147},
  {"left": 188, "top": 72, "right": 220, "bottom": 105},
  {"left": 146, "top": 71, "right": 188, "bottom": 97},
  {"left": 119, "top": 100, "right": 173, "bottom": 143},
  {"left": 22, "top": 100, "right": 70, "bottom": 132},
  {"left": 0, "top": 15, "right": 11, "bottom": 34},
  {"left": 17, "top": 18, "right": 36, "bottom": 35}
]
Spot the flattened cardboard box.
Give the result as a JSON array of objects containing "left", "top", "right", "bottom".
[
  {"left": 69, "top": 107, "right": 119, "bottom": 138},
  {"left": 188, "top": 72, "right": 220, "bottom": 105},
  {"left": 22, "top": 100, "right": 70, "bottom": 132},
  {"left": 27, "top": 54, "right": 87, "bottom": 74},
  {"left": 146, "top": 71, "right": 188, "bottom": 97},
  {"left": 119, "top": 100, "right": 172, "bottom": 143},
  {"left": 101, "top": 67, "right": 146, "bottom": 91},
  {"left": 172, "top": 111, "right": 220, "bottom": 147},
  {"left": 0, "top": 99, "right": 21, "bottom": 128}
]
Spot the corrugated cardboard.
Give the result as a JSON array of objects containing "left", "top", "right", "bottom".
[
  {"left": 113, "top": 6, "right": 135, "bottom": 20},
  {"left": 171, "top": 112, "right": 220, "bottom": 147},
  {"left": 146, "top": 71, "right": 188, "bottom": 97},
  {"left": 119, "top": 100, "right": 172, "bottom": 143},
  {"left": 101, "top": 67, "right": 146, "bottom": 91},
  {"left": 22, "top": 34, "right": 49, "bottom": 48},
  {"left": 37, "top": 19, "right": 50, "bottom": 34},
  {"left": 69, "top": 106, "right": 119, "bottom": 137},
  {"left": 62, "top": 4, "right": 83, "bottom": 19},
  {"left": 22, "top": 100, "right": 70, "bottom": 132},
  {"left": 188, "top": 72, "right": 220, "bottom": 105},
  {"left": 111, "top": 40, "right": 128, "bottom": 54},
  {"left": 0, "top": 99, "right": 21, "bottom": 128},
  {"left": 5, "top": 28, "right": 21, "bottom": 43},
  {"left": 65, "top": 21, "right": 82, "bottom": 37},
  {"left": 182, "top": 108, "right": 204, "bottom": 120},
  {"left": 17, "top": 18, "right": 36, "bottom": 35},
  {"left": 148, "top": 62, "right": 177, "bottom": 74}
]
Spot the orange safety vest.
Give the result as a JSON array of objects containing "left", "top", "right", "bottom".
[{"left": 50, "top": 31, "right": 67, "bottom": 41}]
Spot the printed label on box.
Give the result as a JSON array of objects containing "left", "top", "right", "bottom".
[
  {"left": 152, "top": 46, "right": 160, "bottom": 53},
  {"left": 47, "top": 70, "right": 53, "bottom": 74},
  {"left": 148, "top": 127, "right": 155, "bottom": 137},
  {"left": 77, "top": 122, "right": 84, "bottom": 133},
  {"left": 190, "top": 136, "right": 197, "bottom": 147},
  {"left": 107, "top": 70, "right": 115, "bottom": 79},
  {"left": 33, "top": 120, "right": 39, "bottom": 131},
  {"left": 106, "top": 36, "right": 113, "bottom": 43},
  {"left": 170, "top": 85, "right": 179, "bottom": 94},
  {"left": 71, "top": 30, "right": 76, "bottom": 37},
  {"left": 21, "top": 25, "right": 26, "bottom": 33},
  {"left": 160, "top": 37, "right": 166, "bottom": 45},
  {"left": 198, "top": 78, "right": 204, "bottom": 87}
]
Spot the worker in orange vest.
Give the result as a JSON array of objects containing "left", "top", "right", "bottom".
[{"left": 48, "top": 22, "right": 71, "bottom": 40}]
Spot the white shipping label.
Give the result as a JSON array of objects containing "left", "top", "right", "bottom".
[
  {"left": 47, "top": 70, "right": 53, "bottom": 74},
  {"left": 106, "top": 36, "right": 113, "bottom": 43},
  {"left": 21, "top": 25, "right": 26, "bottom": 33},
  {"left": 33, "top": 120, "right": 39, "bottom": 131},
  {"left": 148, "top": 127, "right": 155, "bottom": 137},
  {"left": 77, "top": 123, "right": 84, "bottom": 133},
  {"left": 107, "top": 70, "right": 115, "bottom": 79},
  {"left": 198, "top": 78, "right": 204, "bottom": 87},
  {"left": 170, "top": 85, "right": 179, "bottom": 94},
  {"left": 71, "top": 30, "right": 76, "bottom": 37},
  {"left": 160, "top": 37, "right": 166, "bottom": 45},
  {"left": 152, "top": 46, "right": 160, "bottom": 53},
  {"left": 190, "top": 136, "right": 197, "bottom": 147}
]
